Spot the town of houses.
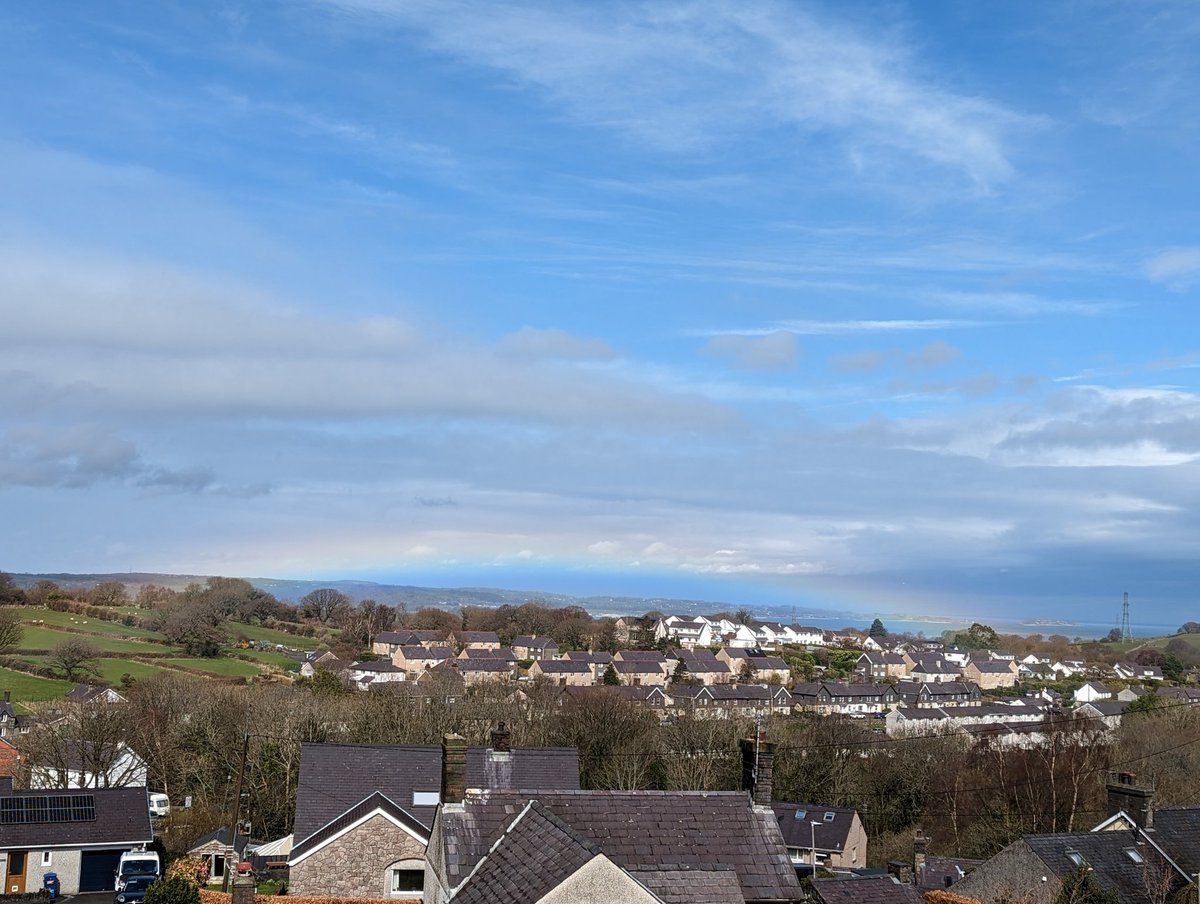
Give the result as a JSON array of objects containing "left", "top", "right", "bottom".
[{"left": 2, "top": 608, "right": 1195, "bottom": 904}]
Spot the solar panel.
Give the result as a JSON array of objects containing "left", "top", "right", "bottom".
[{"left": 0, "top": 794, "right": 96, "bottom": 824}]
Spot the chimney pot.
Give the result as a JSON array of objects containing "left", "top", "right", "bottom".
[
  {"left": 3, "top": 691, "right": 9, "bottom": 703},
  {"left": 490, "top": 722, "right": 511, "bottom": 752}
]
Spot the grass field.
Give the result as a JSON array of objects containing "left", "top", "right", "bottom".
[
  {"left": 14, "top": 607, "right": 167, "bottom": 640},
  {"left": 18, "top": 656, "right": 174, "bottom": 685},
  {"left": 228, "top": 622, "right": 322, "bottom": 651},
  {"left": 14, "top": 625, "right": 176, "bottom": 655},
  {"left": 160, "top": 658, "right": 264, "bottom": 678},
  {"left": 238, "top": 649, "right": 302, "bottom": 671},
  {"left": 0, "top": 666, "right": 74, "bottom": 701}
]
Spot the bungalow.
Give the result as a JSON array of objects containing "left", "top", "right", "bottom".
[
  {"left": 0, "top": 777, "right": 153, "bottom": 894},
  {"left": 347, "top": 660, "right": 406, "bottom": 690},
  {"left": 299, "top": 651, "right": 347, "bottom": 678},
  {"left": 287, "top": 728, "right": 579, "bottom": 899},
  {"left": 188, "top": 827, "right": 250, "bottom": 886},
  {"left": 26, "top": 741, "right": 148, "bottom": 790},
  {"left": 771, "top": 802, "right": 868, "bottom": 870},
  {"left": 1051, "top": 659, "right": 1088, "bottom": 679},
  {"left": 1076, "top": 700, "right": 1127, "bottom": 732},
  {"left": 1113, "top": 662, "right": 1163, "bottom": 682}
]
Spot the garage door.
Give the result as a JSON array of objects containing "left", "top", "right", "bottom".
[{"left": 79, "top": 851, "right": 124, "bottom": 892}]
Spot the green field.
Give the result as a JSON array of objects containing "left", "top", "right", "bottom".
[
  {"left": 18, "top": 656, "right": 173, "bottom": 685},
  {"left": 14, "top": 625, "right": 176, "bottom": 655},
  {"left": 0, "top": 666, "right": 74, "bottom": 701},
  {"left": 15, "top": 607, "right": 167, "bottom": 640},
  {"left": 228, "top": 622, "right": 322, "bottom": 651},
  {"left": 160, "top": 658, "right": 264, "bottom": 678},
  {"left": 238, "top": 649, "right": 302, "bottom": 672}
]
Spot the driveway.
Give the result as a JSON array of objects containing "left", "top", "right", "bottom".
[{"left": 61, "top": 893, "right": 113, "bottom": 904}]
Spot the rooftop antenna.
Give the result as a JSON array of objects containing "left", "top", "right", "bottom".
[{"left": 1121, "top": 591, "right": 1131, "bottom": 642}]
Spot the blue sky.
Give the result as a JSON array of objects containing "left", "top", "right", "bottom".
[{"left": 3, "top": 1, "right": 1200, "bottom": 625}]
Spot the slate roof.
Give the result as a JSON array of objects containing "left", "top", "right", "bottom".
[
  {"left": 512, "top": 636, "right": 557, "bottom": 650},
  {"left": 290, "top": 791, "right": 429, "bottom": 861},
  {"left": 189, "top": 826, "right": 251, "bottom": 856},
  {"left": 1148, "top": 806, "right": 1200, "bottom": 876},
  {"left": 534, "top": 660, "right": 592, "bottom": 674},
  {"left": 457, "top": 659, "right": 511, "bottom": 674},
  {"left": 968, "top": 660, "right": 1017, "bottom": 674},
  {"left": 1080, "top": 701, "right": 1127, "bottom": 717},
  {"left": 456, "top": 631, "right": 500, "bottom": 644},
  {"left": 811, "top": 876, "right": 922, "bottom": 904},
  {"left": 374, "top": 630, "right": 411, "bottom": 645},
  {"left": 615, "top": 650, "right": 667, "bottom": 662},
  {"left": 915, "top": 855, "right": 982, "bottom": 890},
  {"left": 397, "top": 645, "right": 454, "bottom": 661},
  {"left": 437, "top": 790, "right": 801, "bottom": 902},
  {"left": 351, "top": 659, "right": 402, "bottom": 673},
  {"left": 64, "top": 685, "right": 125, "bottom": 703},
  {"left": 633, "top": 866, "right": 746, "bottom": 903},
  {"left": 292, "top": 742, "right": 580, "bottom": 843},
  {"left": 675, "top": 684, "right": 773, "bottom": 703},
  {"left": 459, "top": 647, "right": 517, "bottom": 661},
  {"left": 1024, "top": 830, "right": 1186, "bottom": 904},
  {"left": 771, "top": 803, "right": 857, "bottom": 852},
  {"left": 563, "top": 650, "right": 613, "bottom": 664},
  {"left": 0, "top": 784, "right": 153, "bottom": 847},
  {"left": 614, "top": 660, "right": 666, "bottom": 675},
  {"left": 749, "top": 656, "right": 789, "bottom": 671}
]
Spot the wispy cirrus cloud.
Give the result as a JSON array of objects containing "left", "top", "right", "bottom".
[
  {"left": 1145, "top": 247, "right": 1200, "bottom": 290},
  {"left": 690, "top": 319, "right": 981, "bottom": 338},
  {"left": 314, "top": 0, "right": 1031, "bottom": 185}
]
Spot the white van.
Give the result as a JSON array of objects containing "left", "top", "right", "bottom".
[
  {"left": 117, "top": 850, "right": 161, "bottom": 888},
  {"left": 149, "top": 793, "right": 170, "bottom": 819}
]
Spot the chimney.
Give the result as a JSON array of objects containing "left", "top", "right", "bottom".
[
  {"left": 441, "top": 733, "right": 467, "bottom": 805},
  {"left": 1107, "top": 771, "right": 1154, "bottom": 829},
  {"left": 490, "top": 722, "right": 511, "bottom": 752},
  {"left": 3, "top": 691, "right": 9, "bottom": 704},
  {"left": 738, "top": 732, "right": 776, "bottom": 805},
  {"left": 914, "top": 830, "right": 928, "bottom": 880}
]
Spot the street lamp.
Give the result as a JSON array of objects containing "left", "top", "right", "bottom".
[{"left": 811, "top": 821, "right": 822, "bottom": 870}]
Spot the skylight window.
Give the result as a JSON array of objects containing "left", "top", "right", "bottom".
[
  {"left": 794, "top": 810, "right": 807, "bottom": 820},
  {"left": 824, "top": 812, "right": 836, "bottom": 822},
  {"left": 1066, "top": 850, "right": 1086, "bottom": 867},
  {"left": 1125, "top": 848, "right": 1144, "bottom": 864}
]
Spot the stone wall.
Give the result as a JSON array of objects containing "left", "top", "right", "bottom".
[
  {"left": 951, "top": 840, "right": 1057, "bottom": 904},
  {"left": 289, "top": 815, "right": 426, "bottom": 899}
]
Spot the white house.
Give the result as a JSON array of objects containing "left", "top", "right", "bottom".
[
  {"left": 1074, "top": 681, "right": 1113, "bottom": 704},
  {"left": 28, "top": 742, "right": 148, "bottom": 790}
]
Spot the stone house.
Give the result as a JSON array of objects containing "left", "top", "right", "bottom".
[
  {"left": 455, "top": 659, "right": 513, "bottom": 687},
  {"left": 187, "top": 827, "right": 250, "bottom": 886},
  {"left": 561, "top": 650, "right": 614, "bottom": 683},
  {"left": 668, "top": 650, "right": 732, "bottom": 685},
  {"left": 855, "top": 652, "right": 912, "bottom": 681},
  {"left": 287, "top": 728, "right": 580, "bottom": 899},
  {"left": 613, "top": 650, "right": 671, "bottom": 677},
  {"left": 613, "top": 660, "right": 669, "bottom": 686},
  {"left": 392, "top": 645, "right": 456, "bottom": 676}
]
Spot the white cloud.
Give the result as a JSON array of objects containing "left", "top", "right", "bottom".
[
  {"left": 500, "top": 326, "right": 616, "bottom": 361},
  {"left": 316, "top": 0, "right": 1029, "bottom": 185},
  {"left": 1145, "top": 247, "right": 1200, "bottom": 290}
]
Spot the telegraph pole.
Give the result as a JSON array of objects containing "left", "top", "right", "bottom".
[{"left": 223, "top": 735, "right": 250, "bottom": 893}]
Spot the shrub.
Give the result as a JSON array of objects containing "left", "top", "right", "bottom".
[{"left": 145, "top": 876, "right": 201, "bottom": 904}]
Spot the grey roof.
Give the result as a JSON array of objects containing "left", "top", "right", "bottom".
[
  {"left": 374, "top": 630, "right": 411, "bottom": 645},
  {"left": 290, "top": 791, "right": 430, "bottom": 861},
  {"left": 457, "top": 659, "right": 512, "bottom": 673},
  {"left": 1149, "top": 807, "right": 1200, "bottom": 876},
  {"left": 749, "top": 656, "right": 789, "bottom": 671},
  {"left": 292, "top": 742, "right": 580, "bottom": 842},
  {"left": 64, "top": 685, "right": 126, "bottom": 703},
  {"left": 535, "top": 659, "right": 592, "bottom": 674},
  {"left": 0, "top": 785, "right": 153, "bottom": 847},
  {"left": 811, "top": 876, "right": 922, "bottom": 904},
  {"left": 615, "top": 650, "right": 667, "bottom": 662},
  {"left": 563, "top": 650, "right": 613, "bottom": 664},
  {"left": 771, "top": 802, "right": 857, "bottom": 852},
  {"left": 915, "top": 855, "right": 982, "bottom": 890},
  {"left": 634, "top": 866, "right": 746, "bottom": 903},
  {"left": 1024, "top": 831, "right": 1186, "bottom": 904},
  {"left": 676, "top": 684, "right": 773, "bottom": 703},
  {"left": 396, "top": 644, "right": 454, "bottom": 660},
  {"left": 1080, "top": 701, "right": 1127, "bottom": 716},
  {"left": 512, "top": 636, "right": 557, "bottom": 650},
  {"left": 437, "top": 790, "right": 801, "bottom": 902},
  {"left": 189, "top": 826, "right": 250, "bottom": 856},
  {"left": 449, "top": 801, "right": 597, "bottom": 904},
  {"left": 351, "top": 659, "right": 401, "bottom": 673},
  {"left": 614, "top": 659, "right": 665, "bottom": 674},
  {"left": 455, "top": 631, "right": 500, "bottom": 644},
  {"left": 968, "top": 660, "right": 1016, "bottom": 674}
]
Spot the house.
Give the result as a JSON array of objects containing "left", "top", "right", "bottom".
[
  {"left": 561, "top": 650, "right": 614, "bottom": 682},
  {"left": 64, "top": 685, "right": 127, "bottom": 705},
  {"left": 1077, "top": 700, "right": 1127, "bottom": 731},
  {"left": 613, "top": 659, "right": 669, "bottom": 686},
  {"left": 742, "top": 656, "right": 790, "bottom": 683},
  {"left": 287, "top": 728, "right": 580, "bottom": 898},
  {"left": 1051, "top": 659, "right": 1088, "bottom": 679},
  {"left": 962, "top": 659, "right": 1020, "bottom": 690},
  {"left": 855, "top": 652, "right": 912, "bottom": 681},
  {"left": 0, "top": 738, "right": 21, "bottom": 779},
  {"left": 392, "top": 645, "right": 456, "bottom": 676},
  {"left": 811, "top": 877, "right": 920, "bottom": 904},
  {"left": 1116, "top": 685, "right": 1147, "bottom": 703},
  {"left": 455, "top": 659, "right": 514, "bottom": 686},
  {"left": 896, "top": 681, "right": 982, "bottom": 709},
  {"left": 771, "top": 802, "right": 867, "bottom": 870},
  {"left": 347, "top": 659, "right": 406, "bottom": 690},
  {"left": 27, "top": 741, "right": 148, "bottom": 789},
  {"left": 528, "top": 659, "right": 594, "bottom": 687},
  {"left": 0, "top": 777, "right": 153, "bottom": 894},
  {"left": 1074, "top": 681, "right": 1113, "bottom": 704},
  {"left": 425, "top": 791, "right": 802, "bottom": 903},
  {"left": 188, "top": 827, "right": 250, "bottom": 886},
  {"left": 300, "top": 651, "right": 347, "bottom": 678},
  {"left": 790, "top": 682, "right": 899, "bottom": 716},
  {"left": 1114, "top": 663, "right": 1163, "bottom": 682},
  {"left": 789, "top": 625, "right": 828, "bottom": 647},
  {"left": 613, "top": 650, "right": 670, "bottom": 675},
  {"left": 668, "top": 649, "right": 732, "bottom": 685},
  {"left": 670, "top": 684, "right": 788, "bottom": 720},
  {"left": 612, "top": 617, "right": 636, "bottom": 644},
  {"left": 0, "top": 691, "right": 31, "bottom": 741},
  {"left": 510, "top": 636, "right": 558, "bottom": 661},
  {"left": 906, "top": 655, "right": 963, "bottom": 683},
  {"left": 448, "top": 631, "right": 500, "bottom": 651},
  {"left": 653, "top": 616, "right": 715, "bottom": 650},
  {"left": 371, "top": 630, "right": 413, "bottom": 657}
]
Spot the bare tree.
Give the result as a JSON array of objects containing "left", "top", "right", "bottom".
[
  {"left": 49, "top": 639, "right": 101, "bottom": 681},
  {"left": 21, "top": 701, "right": 138, "bottom": 788},
  {"left": 0, "top": 608, "right": 23, "bottom": 653},
  {"left": 300, "top": 588, "right": 350, "bottom": 624}
]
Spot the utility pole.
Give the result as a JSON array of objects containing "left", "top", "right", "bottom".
[
  {"left": 223, "top": 735, "right": 250, "bottom": 893},
  {"left": 1121, "top": 592, "right": 1131, "bottom": 642}
]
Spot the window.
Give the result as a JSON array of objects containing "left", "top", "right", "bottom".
[
  {"left": 793, "top": 809, "right": 807, "bottom": 820},
  {"left": 412, "top": 792, "right": 440, "bottom": 807},
  {"left": 387, "top": 859, "right": 424, "bottom": 898},
  {"left": 824, "top": 812, "right": 836, "bottom": 822},
  {"left": 1066, "top": 850, "right": 1086, "bottom": 867},
  {"left": 1125, "top": 848, "right": 1144, "bottom": 864},
  {"left": 41, "top": 853, "right": 51, "bottom": 867}
]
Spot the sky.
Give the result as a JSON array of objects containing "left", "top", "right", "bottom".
[{"left": 3, "top": 1, "right": 1200, "bottom": 626}]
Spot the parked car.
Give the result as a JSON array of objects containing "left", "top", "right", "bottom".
[{"left": 115, "top": 875, "right": 156, "bottom": 904}]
